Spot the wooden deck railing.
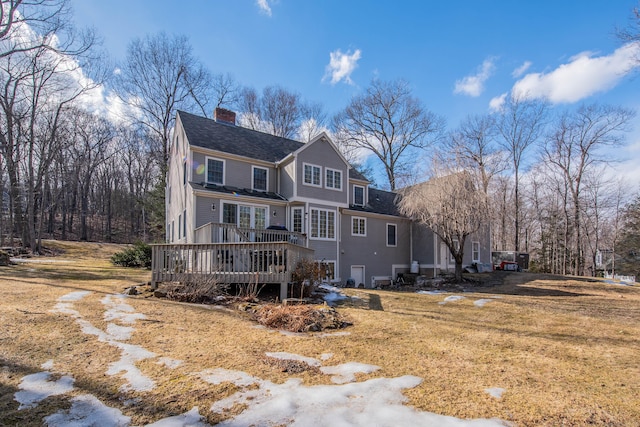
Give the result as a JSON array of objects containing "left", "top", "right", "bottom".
[
  {"left": 194, "top": 222, "right": 308, "bottom": 247},
  {"left": 151, "top": 241, "right": 314, "bottom": 287}
]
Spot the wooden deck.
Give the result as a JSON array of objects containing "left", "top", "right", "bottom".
[{"left": 151, "top": 223, "right": 313, "bottom": 296}]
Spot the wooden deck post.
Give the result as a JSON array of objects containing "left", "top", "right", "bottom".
[{"left": 279, "top": 282, "right": 288, "bottom": 302}]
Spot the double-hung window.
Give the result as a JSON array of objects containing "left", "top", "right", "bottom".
[
  {"left": 325, "top": 168, "right": 342, "bottom": 190},
  {"left": 352, "top": 216, "right": 366, "bottom": 236},
  {"left": 310, "top": 208, "right": 335, "bottom": 240},
  {"left": 387, "top": 223, "right": 397, "bottom": 247},
  {"left": 206, "top": 157, "right": 224, "bottom": 185},
  {"left": 303, "top": 163, "right": 321, "bottom": 187},
  {"left": 252, "top": 166, "right": 268, "bottom": 191},
  {"left": 353, "top": 185, "right": 365, "bottom": 206},
  {"left": 472, "top": 241, "right": 480, "bottom": 263}
]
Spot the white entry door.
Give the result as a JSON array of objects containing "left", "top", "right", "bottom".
[{"left": 350, "top": 266, "right": 365, "bottom": 288}]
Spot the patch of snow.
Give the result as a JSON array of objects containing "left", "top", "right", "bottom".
[
  {"left": 102, "top": 294, "right": 146, "bottom": 324},
  {"left": 474, "top": 299, "right": 494, "bottom": 307},
  {"left": 320, "top": 353, "right": 333, "bottom": 361},
  {"left": 484, "top": 388, "right": 506, "bottom": 399},
  {"left": 107, "top": 323, "right": 135, "bottom": 341},
  {"left": 316, "top": 331, "right": 351, "bottom": 338},
  {"left": 157, "top": 357, "right": 183, "bottom": 369},
  {"left": 53, "top": 291, "right": 156, "bottom": 393},
  {"left": 106, "top": 342, "right": 156, "bottom": 392},
  {"left": 279, "top": 330, "right": 307, "bottom": 337},
  {"left": 417, "top": 290, "right": 446, "bottom": 295},
  {"left": 265, "top": 352, "right": 321, "bottom": 367},
  {"left": 439, "top": 295, "right": 466, "bottom": 305},
  {"left": 58, "top": 291, "right": 91, "bottom": 301},
  {"left": 41, "top": 359, "right": 55, "bottom": 370},
  {"left": 320, "top": 362, "right": 380, "bottom": 384},
  {"left": 146, "top": 407, "right": 209, "bottom": 427},
  {"left": 199, "top": 368, "right": 259, "bottom": 387},
  {"left": 15, "top": 371, "right": 75, "bottom": 410},
  {"left": 318, "top": 284, "right": 342, "bottom": 293},
  {"left": 10, "top": 258, "right": 74, "bottom": 264},
  {"left": 44, "top": 394, "right": 131, "bottom": 427},
  {"left": 323, "top": 292, "right": 347, "bottom": 304},
  {"left": 208, "top": 372, "right": 506, "bottom": 427}
]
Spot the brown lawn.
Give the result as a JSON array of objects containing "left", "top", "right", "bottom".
[{"left": 0, "top": 240, "right": 638, "bottom": 426}]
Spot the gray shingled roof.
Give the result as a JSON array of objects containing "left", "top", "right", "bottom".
[
  {"left": 191, "top": 182, "right": 288, "bottom": 201},
  {"left": 348, "top": 188, "right": 403, "bottom": 217},
  {"left": 178, "top": 110, "right": 304, "bottom": 162},
  {"left": 179, "top": 110, "right": 371, "bottom": 182}
]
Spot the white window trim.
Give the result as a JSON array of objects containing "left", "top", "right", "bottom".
[
  {"left": 309, "top": 207, "right": 336, "bottom": 241},
  {"left": 386, "top": 223, "right": 397, "bottom": 247},
  {"left": 325, "top": 168, "right": 343, "bottom": 191},
  {"left": 251, "top": 165, "right": 269, "bottom": 191},
  {"left": 472, "top": 241, "right": 480, "bottom": 263},
  {"left": 220, "top": 200, "right": 269, "bottom": 229},
  {"left": 205, "top": 156, "right": 225, "bottom": 185},
  {"left": 353, "top": 185, "right": 365, "bottom": 206},
  {"left": 303, "top": 162, "right": 322, "bottom": 188},
  {"left": 291, "top": 207, "right": 304, "bottom": 233},
  {"left": 351, "top": 216, "right": 367, "bottom": 237}
]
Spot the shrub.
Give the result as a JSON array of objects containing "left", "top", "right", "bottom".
[{"left": 111, "top": 242, "right": 152, "bottom": 268}]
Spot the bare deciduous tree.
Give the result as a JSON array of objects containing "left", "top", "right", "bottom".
[
  {"left": 441, "top": 114, "right": 506, "bottom": 195},
  {"left": 236, "top": 84, "right": 325, "bottom": 140},
  {"left": 398, "top": 171, "right": 488, "bottom": 282},
  {"left": 116, "top": 32, "right": 212, "bottom": 169},
  {"left": 333, "top": 78, "right": 444, "bottom": 191},
  {"left": 543, "top": 103, "right": 634, "bottom": 275},
  {"left": 495, "top": 94, "right": 547, "bottom": 251}
]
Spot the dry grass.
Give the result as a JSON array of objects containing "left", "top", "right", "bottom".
[{"left": 1, "top": 241, "right": 639, "bottom": 426}]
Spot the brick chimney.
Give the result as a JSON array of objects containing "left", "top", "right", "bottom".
[{"left": 214, "top": 107, "right": 236, "bottom": 125}]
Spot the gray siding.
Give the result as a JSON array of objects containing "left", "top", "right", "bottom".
[
  {"left": 280, "top": 158, "right": 295, "bottom": 198},
  {"left": 295, "top": 138, "right": 348, "bottom": 204},
  {"left": 191, "top": 151, "right": 276, "bottom": 192},
  {"left": 339, "top": 213, "right": 411, "bottom": 287}
]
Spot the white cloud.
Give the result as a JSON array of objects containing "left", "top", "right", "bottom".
[
  {"left": 512, "top": 61, "right": 532, "bottom": 78},
  {"left": 454, "top": 58, "right": 496, "bottom": 97},
  {"left": 323, "top": 49, "right": 362, "bottom": 85},
  {"left": 511, "top": 43, "right": 640, "bottom": 103},
  {"left": 256, "top": 0, "right": 272, "bottom": 16},
  {"left": 489, "top": 92, "right": 507, "bottom": 112}
]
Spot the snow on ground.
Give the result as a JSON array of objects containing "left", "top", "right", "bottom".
[
  {"left": 473, "top": 299, "right": 494, "bottom": 307},
  {"left": 417, "top": 290, "right": 446, "bottom": 295},
  {"left": 45, "top": 394, "right": 132, "bottom": 427},
  {"left": 10, "top": 258, "right": 74, "bottom": 264},
  {"left": 484, "top": 388, "right": 506, "bottom": 399},
  {"left": 14, "top": 361, "right": 75, "bottom": 410},
  {"left": 30, "top": 290, "right": 510, "bottom": 427},
  {"left": 320, "top": 362, "right": 380, "bottom": 384},
  {"left": 51, "top": 291, "right": 156, "bottom": 393},
  {"left": 439, "top": 295, "right": 466, "bottom": 305}
]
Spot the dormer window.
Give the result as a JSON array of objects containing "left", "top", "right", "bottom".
[
  {"left": 252, "top": 166, "right": 268, "bottom": 191},
  {"left": 206, "top": 157, "right": 224, "bottom": 185},
  {"left": 353, "top": 185, "right": 365, "bottom": 206},
  {"left": 303, "top": 163, "right": 321, "bottom": 187}
]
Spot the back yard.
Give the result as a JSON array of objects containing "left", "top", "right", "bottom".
[{"left": 0, "top": 241, "right": 638, "bottom": 426}]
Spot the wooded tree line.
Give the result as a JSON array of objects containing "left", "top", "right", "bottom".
[{"left": 0, "top": 0, "right": 638, "bottom": 277}]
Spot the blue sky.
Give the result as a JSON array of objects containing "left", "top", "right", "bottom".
[{"left": 71, "top": 0, "right": 640, "bottom": 185}]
